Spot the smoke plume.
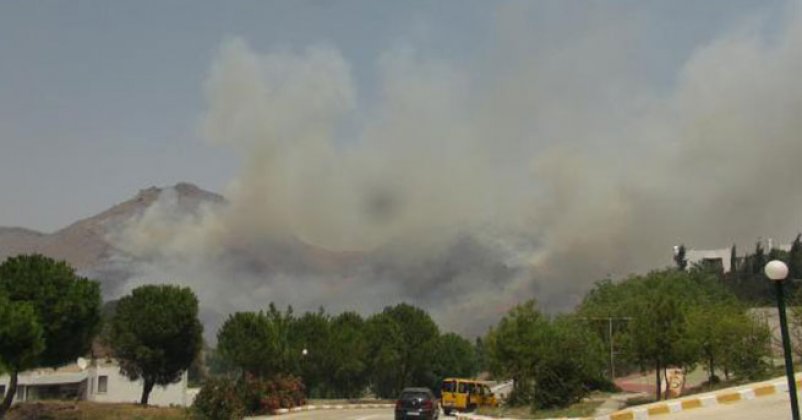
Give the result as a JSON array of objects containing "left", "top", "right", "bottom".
[{"left": 110, "top": 3, "right": 802, "bottom": 338}]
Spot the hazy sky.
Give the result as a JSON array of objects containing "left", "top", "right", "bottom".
[{"left": 0, "top": 0, "right": 787, "bottom": 232}]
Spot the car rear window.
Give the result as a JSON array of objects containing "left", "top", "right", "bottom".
[
  {"left": 400, "top": 391, "right": 430, "bottom": 400},
  {"left": 441, "top": 381, "right": 455, "bottom": 393}
]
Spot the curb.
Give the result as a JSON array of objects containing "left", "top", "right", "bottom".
[
  {"left": 455, "top": 412, "right": 581, "bottom": 420},
  {"left": 595, "top": 375, "right": 801, "bottom": 420},
  {"left": 246, "top": 403, "right": 395, "bottom": 418},
  {"left": 455, "top": 374, "right": 802, "bottom": 420}
]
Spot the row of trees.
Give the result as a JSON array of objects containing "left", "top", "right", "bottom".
[
  {"left": 1, "top": 251, "right": 783, "bottom": 415},
  {"left": 578, "top": 268, "right": 770, "bottom": 400},
  {"left": 0, "top": 253, "right": 484, "bottom": 413},
  {"left": 0, "top": 254, "right": 204, "bottom": 415},
  {"left": 213, "top": 303, "right": 479, "bottom": 399}
]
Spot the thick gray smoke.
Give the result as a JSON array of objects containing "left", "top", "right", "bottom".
[{"left": 110, "top": 4, "right": 802, "bottom": 339}]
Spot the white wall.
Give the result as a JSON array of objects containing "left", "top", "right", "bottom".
[
  {"left": 86, "top": 362, "right": 187, "bottom": 407},
  {"left": 1, "top": 360, "right": 189, "bottom": 407}
]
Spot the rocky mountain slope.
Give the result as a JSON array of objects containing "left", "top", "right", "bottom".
[
  {"left": 0, "top": 182, "right": 224, "bottom": 275},
  {"left": 0, "top": 182, "right": 362, "bottom": 299}
]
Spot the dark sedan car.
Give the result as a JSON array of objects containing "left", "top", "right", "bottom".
[{"left": 395, "top": 387, "right": 440, "bottom": 420}]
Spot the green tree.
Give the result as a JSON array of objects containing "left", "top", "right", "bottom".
[
  {"left": 216, "top": 304, "right": 295, "bottom": 379},
  {"left": 0, "top": 254, "right": 101, "bottom": 413},
  {"left": 485, "top": 300, "right": 549, "bottom": 405},
  {"left": 474, "top": 337, "right": 487, "bottom": 374},
  {"left": 206, "top": 347, "right": 240, "bottom": 379},
  {"left": 729, "top": 244, "right": 738, "bottom": 276},
  {"left": 753, "top": 241, "right": 766, "bottom": 275},
  {"left": 581, "top": 270, "right": 704, "bottom": 400},
  {"left": 624, "top": 271, "right": 702, "bottom": 400},
  {"left": 365, "top": 311, "right": 404, "bottom": 398},
  {"left": 789, "top": 234, "right": 802, "bottom": 280},
  {"left": 0, "top": 254, "right": 101, "bottom": 367},
  {"left": 265, "top": 303, "right": 296, "bottom": 376},
  {"left": 686, "top": 303, "right": 752, "bottom": 383},
  {"left": 289, "top": 309, "right": 332, "bottom": 397},
  {"left": 328, "top": 311, "right": 369, "bottom": 398},
  {"left": 108, "top": 284, "right": 203, "bottom": 405},
  {"left": 581, "top": 267, "right": 772, "bottom": 395},
  {"left": 365, "top": 303, "right": 439, "bottom": 398},
  {"left": 0, "top": 294, "right": 45, "bottom": 415},
  {"left": 217, "top": 312, "right": 277, "bottom": 377},
  {"left": 431, "top": 333, "right": 478, "bottom": 390},
  {"left": 486, "top": 301, "right": 607, "bottom": 409},
  {"left": 719, "top": 312, "right": 770, "bottom": 381},
  {"left": 532, "top": 316, "right": 606, "bottom": 409}
]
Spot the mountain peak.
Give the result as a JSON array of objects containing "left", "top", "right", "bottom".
[
  {"left": 0, "top": 182, "right": 225, "bottom": 273},
  {"left": 134, "top": 182, "right": 224, "bottom": 204}
]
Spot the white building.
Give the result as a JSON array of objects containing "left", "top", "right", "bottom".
[
  {"left": 681, "top": 240, "right": 792, "bottom": 274},
  {"left": 0, "top": 358, "right": 190, "bottom": 407}
]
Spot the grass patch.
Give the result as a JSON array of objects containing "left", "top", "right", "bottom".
[
  {"left": 476, "top": 399, "right": 604, "bottom": 419},
  {"left": 625, "top": 364, "right": 793, "bottom": 408},
  {"left": 624, "top": 394, "right": 656, "bottom": 407},
  {"left": 6, "top": 401, "right": 188, "bottom": 420}
]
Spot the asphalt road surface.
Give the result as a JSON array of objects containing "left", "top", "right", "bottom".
[
  {"left": 275, "top": 408, "right": 394, "bottom": 419},
  {"left": 275, "top": 407, "right": 451, "bottom": 419},
  {"left": 666, "top": 391, "right": 800, "bottom": 419}
]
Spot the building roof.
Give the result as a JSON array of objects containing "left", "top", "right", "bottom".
[{"left": 18, "top": 371, "right": 87, "bottom": 386}]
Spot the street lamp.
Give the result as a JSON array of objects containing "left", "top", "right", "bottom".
[
  {"left": 301, "top": 348, "right": 308, "bottom": 357},
  {"left": 765, "top": 259, "right": 800, "bottom": 420}
]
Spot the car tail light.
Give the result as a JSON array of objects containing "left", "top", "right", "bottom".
[
  {"left": 423, "top": 400, "right": 433, "bottom": 410},
  {"left": 395, "top": 400, "right": 402, "bottom": 409}
]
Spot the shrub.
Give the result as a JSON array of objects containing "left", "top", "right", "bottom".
[
  {"left": 239, "top": 374, "right": 306, "bottom": 414},
  {"left": 192, "top": 377, "right": 244, "bottom": 420},
  {"left": 193, "top": 374, "right": 306, "bottom": 418}
]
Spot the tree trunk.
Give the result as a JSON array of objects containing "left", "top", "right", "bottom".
[
  {"left": 140, "top": 378, "right": 155, "bottom": 405},
  {"left": 708, "top": 356, "right": 715, "bottom": 383},
  {"left": 655, "top": 361, "right": 662, "bottom": 401},
  {"left": 663, "top": 366, "right": 670, "bottom": 400},
  {"left": 0, "top": 369, "right": 19, "bottom": 416}
]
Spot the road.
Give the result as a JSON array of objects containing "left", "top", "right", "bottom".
[
  {"left": 661, "top": 390, "right": 799, "bottom": 419},
  {"left": 275, "top": 407, "right": 452, "bottom": 419},
  {"left": 276, "top": 408, "right": 393, "bottom": 419}
]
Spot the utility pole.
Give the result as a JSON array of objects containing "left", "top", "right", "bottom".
[
  {"left": 609, "top": 317, "right": 615, "bottom": 379},
  {"left": 581, "top": 316, "right": 632, "bottom": 380}
]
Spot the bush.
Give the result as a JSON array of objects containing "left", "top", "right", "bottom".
[
  {"left": 193, "top": 374, "right": 306, "bottom": 418},
  {"left": 192, "top": 377, "right": 244, "bottom": 420},
  {"left": 240, "top": 374, "right": 306, "bottom": 414}
]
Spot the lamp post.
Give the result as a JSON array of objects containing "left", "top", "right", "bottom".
[{"left": 765, "top": 259, "right": 800, "bottom": 420}]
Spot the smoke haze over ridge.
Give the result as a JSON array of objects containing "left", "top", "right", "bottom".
[{"left": 108, "top": 2, "right": 802, "bottom": 338}]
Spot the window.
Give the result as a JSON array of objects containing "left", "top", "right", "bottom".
[
  {"left": 441, "top": 380, "right": 455, "bottom": 393},
  {"left": 97, "top": 376, "right": 108, "bottom": 394},
  {"left": 0, "top": 385, "right": 5, "bottom": 397},
  {"left": 16, "top": 385, "right": 25, "bottom": 401}
]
